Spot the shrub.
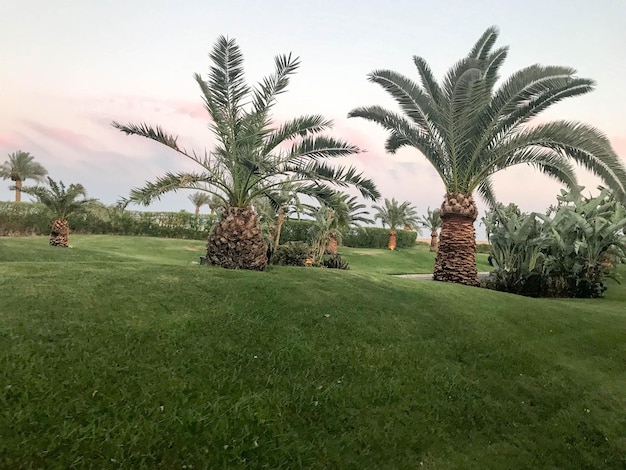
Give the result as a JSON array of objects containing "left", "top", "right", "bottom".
[
  {"left": 320, "top": 254, "right": 350, "bottom": 270},
  {"left": 484, "top": 188, "right": 626, "bottom": 298},
  {"left": 270, "top": 242, "right": 312, "bottom": 267}
]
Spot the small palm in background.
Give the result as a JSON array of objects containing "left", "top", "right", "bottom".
[
  {"left": 0, "top": 151, "right": 48, "bottom": 202},
  {"left": 188, "top": 192, "right": 211, "bottom": 215},
  {"left": 418, "top": 207, "right": 442, "bottom": 252},
  {"left": 372, "top": 198, "right": 420, "bottom": 250},
  {"left": 18, "top": 177, "right": 96, "bottom": 247}
]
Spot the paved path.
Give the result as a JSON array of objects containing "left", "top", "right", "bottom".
[{"left": 396, "top": 272, "right": 490, "bottom": 280}]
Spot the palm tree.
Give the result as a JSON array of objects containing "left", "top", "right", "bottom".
[
  {"left": 0, "top": 151, "right": 48, "bottom": 202},
  {"left": 188, "top": 191, "right": 211, "bottom": 214},
  {"left": 113, "top": 36, "right": 378, "bottom": 271},
  {"left": 418, "top": 207, "right": 442, "bottom": 252},
  {"left": 19, "top": 177, "right": 96, "bottom": 247},
  {"left": 325, "top": 192, "right": 374, "bottom": 254},
  {"left": 207, "top": 193, "right": 224, "bottom": 216},
  {"left": 349, "top": 26, "right": 626, "bottom": 285},
  {"left": 372, "top": 198, "right": 420, "bottom": 250}
]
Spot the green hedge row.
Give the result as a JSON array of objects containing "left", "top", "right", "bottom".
[
  {"left": 278, "top": 219, "right": 417, "bottom": 249},
  {"left": 0, "top": 202, "right": 217, "bottom": 239}
]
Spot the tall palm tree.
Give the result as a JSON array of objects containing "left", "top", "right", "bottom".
[
  {"left": 349, "top": 26, "right": 626, "bottom": 285},
  {"left": 188, "top": 191, "right": 211, "bottom": 214},
  {"left": 113, "top": 36, "right": 378, "bottom": 271},
  {"left": 0, "top": 151, "right": 48, "bottom": 202},
  {"left": 19, "top": 177, "right": 96, "bottom": 247},
  {"left": 418, "top": 207, "right": 442, "bottom": 252},
  {"left": 372, "top": 198, "right": 420, "bottom": 250}
]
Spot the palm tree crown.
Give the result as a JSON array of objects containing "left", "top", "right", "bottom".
[
  {"left": 0, "top": 151, "right": 48, "bottom": 202},
  {"left": 419, "top": 207, "right": 442, "bottom": 233},
  {"left": 188, "top": 192, "right": 211, "bottom": 214},
  {"left": 349, "top": 26, "right": 626, "bottom": 202},
  {"left": 372, "top": 198, "right": 419, "bottom": 231},
  {"left": 113, "top": 36, "right": 379, "bottom": 209},
  {"left": 19, "top": 177, "right": 95, "bottom": 219}
]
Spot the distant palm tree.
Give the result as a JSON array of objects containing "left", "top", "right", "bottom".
[
  {"left": 19, "top": 177, "right": 96, "bottom": 247},
  {"left": 188, "top": 192, "right": 211, "bottom": 214},
  {"left": 418, "top": 207, "right": 442, "bottom": 252},
  {"left": 349, "top": 26, "right": 626, "bottom": 285},
  {"left": 113, "top": 36, "right": 378, "bottom": 271},
  {"left": 0, "top": 151, "right": 48, "bottom": 202},
  {"left": 372, "top": 198, "right": 420, "bottom": 250},
  {"left": 325, "top": 192, "right": 374, "bottom": 254}
]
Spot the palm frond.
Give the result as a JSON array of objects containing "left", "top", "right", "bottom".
[{"left": 262, "top": 115, "right": 333, "bottom": 155}]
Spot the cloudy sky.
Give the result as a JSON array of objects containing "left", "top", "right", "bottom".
[{"left": 2, "top": 0, "right": 625, "bottom": 238}]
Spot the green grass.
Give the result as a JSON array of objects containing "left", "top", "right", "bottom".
[{"left": 1, "top": 235, "right": 625, "bottom": 468}]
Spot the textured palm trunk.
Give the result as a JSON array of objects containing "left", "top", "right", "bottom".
[
  {"left": 433, "top": 193, "right": 478, "bottom": 286},
  {"left": 429, "top": 230, "right": 439, "bottom": 252},
  {"left": 273, "top": 211, "right": 285, "bottom": 249},
  {"left": 194, "top": 206, "right": 200, "bottom": 215},
  {"left": 388, "top": 228, "right": 397, "bottom": 251},
  {"left": 327, "top": 231, "right": 338, "bottom": 255},
  {"left": 14, "top": 179, "right": 22, "bottom": 203},
  {"left": 206, "top": 206, "right": 267, "bottom": 270},
  {"left": 50, "top": 218, "right": 69, "bottom": 247}
]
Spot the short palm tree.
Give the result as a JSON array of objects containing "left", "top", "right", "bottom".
[
  {"left": 349, "top": 26, "right": 626, "bottom": 285},
  {"left": 327, "top": 192, "right": 374, "bottom": 254},
  {"left": 419, "top": 207, "right": 442, "bottom": 252},
  {"left": 307, "top": 192, "right": 374, "bottom": 255},
  {"left": 113, "top": 36, "right": 378, "bottom": 271},
  {"left": 19, "top": 177, "right": 96, "bottom": 247},
  {"left": 0, "top": 151, "right": 48, "bottom": 202},
  {"left": 372, "top": 198, "right": 420, "bottom": 250},
  {"left": 188, "top": 191, "right": 211, "bottom": 214}
]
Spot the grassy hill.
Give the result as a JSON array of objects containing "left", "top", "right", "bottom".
[{"left": 1, "top": 235, "right": 625, "bottom": 468}]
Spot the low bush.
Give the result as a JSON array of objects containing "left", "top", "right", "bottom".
[
  {"left": 483, "top": 188, "right": 626, "bottom": 298},
  {"left": 321, "top": 254, "right": 350, "bottom": 269},
  {"left": 270, "top": 241, "right": 312, "bottom": 266}
]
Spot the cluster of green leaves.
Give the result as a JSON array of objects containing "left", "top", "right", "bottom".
[
  {"left": 320, "top": 254, "right": 350, "bottom": 270},
  {"left": 484, "top": 188, "right": 626, "bottom": 297},
  {"left": 269, "top": 241, "right": 312, "bottom": 267}
]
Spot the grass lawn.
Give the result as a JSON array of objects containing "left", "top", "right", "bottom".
[{"left": 1, "top": 235, "right": 625, "bottom": 468}]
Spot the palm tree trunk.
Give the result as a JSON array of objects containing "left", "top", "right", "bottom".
[
  {"left": 433, "top": 193, "right": 478, "bottom": 286},
  {"left": 274, "top": 210, "right": 285, "bottom": 249},
  {"left": 430, "top": 230, "right": 439, "bottom": 252},
  {"left": 327, "top": 231, "right": 338, "bottom": 255},
  {"left": 388, "top": 228, "right": 397, "bottom": 250},
  {"left": 50, "top": 218, "right": 69, "bottom": 247},
  {"left": 195, "top": 206, "right": 200, "bottom": 215},
  {"left": 14, "top": 180, "right": 22, "bottom": 203},
  {"left": 206, "top": 206, "right": 267, "bottom": 270}
]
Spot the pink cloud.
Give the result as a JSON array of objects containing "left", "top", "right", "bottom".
[
  {"left": 25, "top": 121, "right": 93, "bottom": 152},
  {"left": 0, "top": 134, "right": 19, "bottom": 148}
]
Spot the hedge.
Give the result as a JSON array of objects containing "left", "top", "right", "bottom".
[
  {"left": 0, "top": 202, "right": 217, "bottom": 239},
  {"left": 278, "top": 218, "right": 416, "bottom": 249}
]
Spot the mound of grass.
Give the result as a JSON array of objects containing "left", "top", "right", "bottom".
[{"left": 0, "top": 235, "right": 625, "bottom": 468}]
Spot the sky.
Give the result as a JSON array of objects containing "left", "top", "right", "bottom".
[{"left": 1, "top": 0, "right": 625, "bottom": 239}]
